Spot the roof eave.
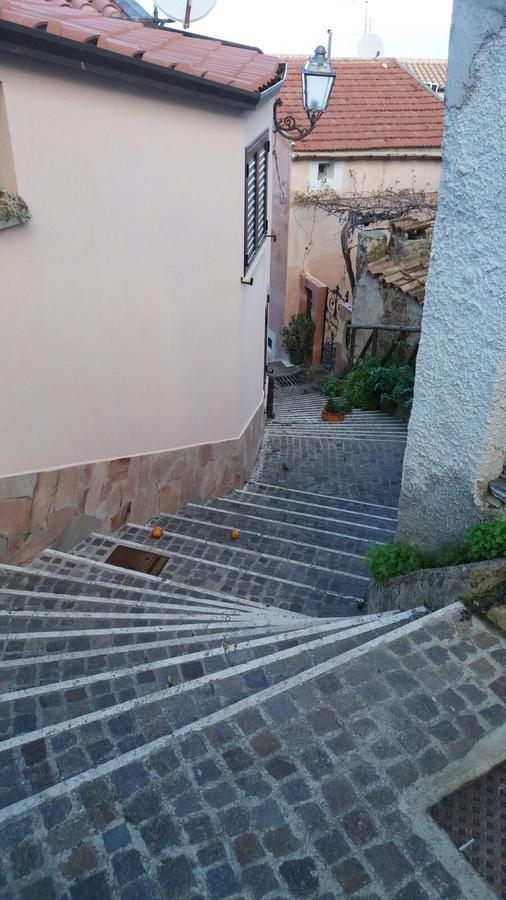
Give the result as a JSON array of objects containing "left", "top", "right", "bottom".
[
  {"left": 0, "top": 20, "right": 283, "bottom": 111},
  {"left": 292, "top": 148, "right": 442, "bottom": 159}
]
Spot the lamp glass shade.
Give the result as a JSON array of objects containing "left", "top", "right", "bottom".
[{"left": 301, "top": 45, "right": 336, "bottom": 112}]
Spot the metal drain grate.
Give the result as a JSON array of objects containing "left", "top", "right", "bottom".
[
  {"left": 431, "top": 760, "right": 506, "bottom": 898},
  {"left": 273, "top": 372, "right": 306, "bottom": 387},
  {"left": 106, "top": 545, "right": 167, "bottom": 576}
]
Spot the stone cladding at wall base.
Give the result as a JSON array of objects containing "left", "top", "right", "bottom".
[{"left": 0, "top": 405, "right": 264, "bottom": 566}]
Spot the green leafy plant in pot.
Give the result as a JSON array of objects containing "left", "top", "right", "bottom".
[
  {"left": 281, "top": 314, "right": 315, "bottom": 366},
  {"left": 321, "top": 377, "right": 351, "bottom": 422}
]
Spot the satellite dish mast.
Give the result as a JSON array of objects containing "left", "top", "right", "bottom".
[
  {"left": 154, "top": 0, "right": 218, "bottom": 29},
  {"left": 357, "top": 32, "right": 384, "bottom": 58}
]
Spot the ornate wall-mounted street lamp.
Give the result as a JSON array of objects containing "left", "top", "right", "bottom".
[{"left": 273, "top": 39, "right": 336, "bottom": 141}]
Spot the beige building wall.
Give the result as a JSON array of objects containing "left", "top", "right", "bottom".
[
  {"left": 0, "top": 60, "right": 273, "bottom": 561},
  {"left": 286, "top": 156, "right": 441, "bottom": 323}
]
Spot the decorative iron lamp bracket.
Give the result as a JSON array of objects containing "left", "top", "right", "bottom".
[
  {"left": 272, "top": 38, "right": 335, "bottom": 142},
  {"left": 273, "top": 100, "right": 324, "bottom": 141}
]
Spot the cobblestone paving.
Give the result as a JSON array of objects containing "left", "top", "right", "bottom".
[
  {"left": 0, "top": 386, "right": 504, "bottom": 898},
  {"left": 0, "top": 607, "right": 504, "bottom": 899},
  {"left": 253, "top": 434, "right": 406, "bottom": 507}
]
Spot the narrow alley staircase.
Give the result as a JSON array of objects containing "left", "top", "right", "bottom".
[{"left": 1, "top": 383, "right": 468, "bottom": 900}]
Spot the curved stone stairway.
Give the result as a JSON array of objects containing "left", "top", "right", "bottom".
[{"left": 1, "top": 385, "right": 470, "bottom": 900}]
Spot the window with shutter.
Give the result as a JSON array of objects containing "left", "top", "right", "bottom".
[{"left": 244, "top": 130, "right": 269, "bottom": 271}]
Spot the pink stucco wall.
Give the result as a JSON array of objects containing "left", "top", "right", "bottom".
[
  {"left": 0, "top": 61, "right": 273, "bottom": 477},
  {"left": 0, "top": 59, "right": 274, "bottom": 560}
]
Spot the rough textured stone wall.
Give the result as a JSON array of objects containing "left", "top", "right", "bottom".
[
  {"left": 397, "top": 0, "right": 506, "bottom": 548},
  {"left": 0, "top": 405, "right": 264, "bottom": 565},
  {"left": 352, "top": 231, "right": 425, "bottom": 357}
]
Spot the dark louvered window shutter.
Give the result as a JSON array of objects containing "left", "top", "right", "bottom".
[{"left": 244, "top": 131, "right": 270, "bottom": 270}]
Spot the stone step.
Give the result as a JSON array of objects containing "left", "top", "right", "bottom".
[
  {"left": 176, "top": 503, "right": 378, "bottom": 556},
  {"left": 75, "top": 529, "right": 371, "bottom": 602},
  {"left": 0, "top": 614, "right": 371, "bottom": 691},
  {"left": 0, "top": 618, "right": 312, "bottom": 663},
  {"left": 220, "top": 492, "right": 396, "bottom": 542},
  {"left": 267, "top": 422, "right": 408, "bottom": 432},
  {"left": 271, "top": 420, "right": 408, "bottom": 431},
  {"left": 266, "top": 429, "right": 408, "bottom": 444},
  {"left": 23, "top": 554, "right": 303, "bottom": 619},
  {"left": 0, "top": 588, "right": 252, "bottom": 619},
  {"left": 0, "top": 619, "right": 359, "bottom": 738},
  {"left": 0, "top": 604, "right": 260, "bottom": 633},
  {"left": 0, "top": 610, "right": 419, "bottom": 812},
  {"left": 245, "top": 481, "right": 399, "bottom": 517},
  {"left": 0, "top": 557, "right": 272, "bottom": 613},
  {"left": 29, "top": 547, "right": 353, "bottom": 619},
  {"left": 143, "top": 513, "right": 370, "bottom": 574}
]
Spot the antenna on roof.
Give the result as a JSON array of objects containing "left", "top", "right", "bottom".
[
  {"left": 364, "top": 0, "right": 368, "bottom": 33},
  {"left": 327, "top": 29, "right": 333, "bottom": 59},
  {"left": 154, "top": 0, "right": 218, "bottom": 29}
]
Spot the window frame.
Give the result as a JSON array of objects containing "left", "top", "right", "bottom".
[{"left": 244, "top": 130, "right": 270, "bottom": 272}]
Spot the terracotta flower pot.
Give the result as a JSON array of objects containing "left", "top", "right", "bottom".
[{"left": 321, "top": 406, "right": 345, "bottom": 423}]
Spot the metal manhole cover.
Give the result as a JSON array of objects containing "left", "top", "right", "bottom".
[
  {"left": 106, "top": 545, "right": 167, "bottom": 576},
  {"left": 431, "top": 760, "right": 506, "bottom": 898}
]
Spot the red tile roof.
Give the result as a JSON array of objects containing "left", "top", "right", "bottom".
[
  {"left": 0, "top": 0, "right": 281, "bottom": 94},
  {"left": 279, "top": 57, "right": 444, "bottom": 153}
]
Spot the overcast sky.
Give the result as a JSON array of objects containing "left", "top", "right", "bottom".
[{"left": 151, "top": 0, "right": 453, "bottom": 58}]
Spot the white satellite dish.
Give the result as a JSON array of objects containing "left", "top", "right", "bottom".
[
  {"left": 357, "top": 32, "right": 384, "bottom": 59},
  {"left": 156, "top": 0, "right": 218, "bottom": 24}
]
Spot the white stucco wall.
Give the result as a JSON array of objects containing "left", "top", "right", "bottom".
[
  {"left": 0, "top": 59, "right": 273, "bottom": 477},
  {"left": 397, "top": 0, "right": 506, "bottom": 546}
]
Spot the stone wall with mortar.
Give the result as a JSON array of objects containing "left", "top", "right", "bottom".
[
  {"left": 0, "top": 405, "right": 264, "bottom": 566},
  {"left": 397, "top": 0, "right": 506, "bottom": 548},
  {"left": 352, "top": 231, "right": 425, "bottom": 358}
]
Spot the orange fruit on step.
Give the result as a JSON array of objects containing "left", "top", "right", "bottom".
[
  {"left": 151, "top": 526, "right": 164, "bottom": 539},
  {"left": 230, "top": 530, "right": 240, "bottom": 541}
]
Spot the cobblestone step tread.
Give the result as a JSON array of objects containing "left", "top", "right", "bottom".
[
  {"left": 142, "top": 513, "right": 370, "bottom": 568},
  {"left": 24, "top": 554, "right": 310, "bottom": 622},
  {"left": 246, "top": 481, "right": 399, "bottom": 514},
  {"left": 73, "top": 531, "right": 371, "bottom": 603},
  {"left": 0, "top": 611, "right": 419, "bottom": 812},
  {"left": 175, "top": 503, "right": 379, "bottom": 554},
  {"left": 218, "top": 494, "right": 396, "bottom": 539}
]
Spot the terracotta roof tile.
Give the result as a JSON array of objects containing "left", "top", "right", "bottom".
[
  {"left": 0, "top": 0, "right": 281, "bottom": 93},
  {"left": 366, "top": 249, "right": 430, "bottom": 301},
  {"left": 400, "top": 58, "right": 447, "bottom": 90},
  {"left": 279, "top": 57, "right": 444, "bottom": 153}
]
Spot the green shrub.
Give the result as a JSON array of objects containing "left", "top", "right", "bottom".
[
  {"left": 325, "top": 396, "right": 352, "bottom": 415},
  {"left": 436, "top": 542, "right": 466, "bottom": 567},
  {"left": 371, "top": 363, "right": 415, "bottom": 416},
  {"left": 367, "top": 519, "right": 506, "bottom": 583},
  {"left": 461, "top": 518, "right": 506, "bottom": 562},
  {"left": 322, "top": 375, "right": 345, "bottom": 400},
  {"left": 367, "top": 541, "right": 432, "bottom": 582},
  {"left": 341, "top": 357, "right": 416, "bottom": 416},
  {"left": 281, "top": 314, "right": 315, "bottom": 366},
  {"left": 343, "top": 356, "right": 383, "bottom": 410}
]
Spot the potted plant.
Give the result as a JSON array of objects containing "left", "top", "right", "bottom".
[
  {"left": 322, "top": 396, "right": 352, "bottom": 422},
  {"left": 281, "top": 313, "right": 315, "bottom": 366},
  {"left": 321, "top": 376, "right": 351, "bottom": 422}
]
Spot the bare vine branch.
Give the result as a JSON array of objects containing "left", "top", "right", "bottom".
[{"left": 293, "top": 187, "right": 437, "bottom": 294}]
